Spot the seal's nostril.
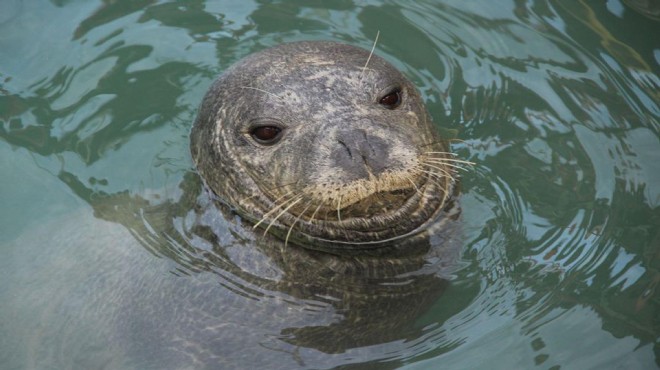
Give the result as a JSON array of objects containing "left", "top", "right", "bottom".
[
  {"left": 332, "top": 128, "right": 392, "bottom": 179},
  {"left": 360, "top": 153, "right": 369, "bottom": 167},
  {"left": 337, "top": 139, "right": 352, "bottom": 159}
]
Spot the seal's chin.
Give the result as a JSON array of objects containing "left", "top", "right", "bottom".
[
  {"left": 324, "top": 188, "right": 415, "bottom": 221},
  {"left": 262, "top": 176, "right": 453, "bottom": 255}
]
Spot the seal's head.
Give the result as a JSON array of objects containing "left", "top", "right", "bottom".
[{"left": 191, "top": 41, "right": 457, "bottom": 254}]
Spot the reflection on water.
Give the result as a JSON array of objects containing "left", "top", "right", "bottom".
[{"left": 1, "top": 0, "right": 658, "bottom": 369}]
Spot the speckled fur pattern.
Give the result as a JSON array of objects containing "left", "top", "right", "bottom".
[{"left": 191, "top": 41, "right": 455, "bottom": 253}]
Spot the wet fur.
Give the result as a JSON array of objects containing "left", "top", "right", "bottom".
[{"left": 191, "top": 41, "right": 471, "bottom": 254}]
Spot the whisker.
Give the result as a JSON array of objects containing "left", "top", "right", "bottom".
[
  {"left": 252, "top": 191, "right": 296, "bottom": 229},
  {"left": 285, "top": 200, "right": 313, "bottom": 248},
  {"left": 240, "top": 86, "right": 284, "bottom": 102},
  {"left": 419, "top": 162, "right": 456, "bottom": 179},
  {"left": 425, "top": 157, "right": 476, "bottom": 165},
  {"left": 308, "top": 201, "right": 324, "bottom": 224},
  {"left": 425, "top": 158, "right": 475, "bottom": 171},
  {"left": 419, "top": 141, "right": 454, "bottom": 149},
  {"left": 424, "top": 158, "right": 476, "bottom": 167},
  {"left": 424, "top": 158, "right": 476, "bottom": 171},
  {"left": 264, "top": 196, "right": 304, "bottom": 236},
  {"left": 240, "top": 181, "right": 298, "bottom": 203},
  {"left": 422, "top": 150, "right": 457, "bottom": 156},
  {"left": 418, "top": 173, "right": 446, "bottom": 191},
  {"left": 337, "top": 195, "right": 342, "bottom": 222},
  {"left": 360, "top": 30, "right": 380, "bottom": 79},
  {"left": 422, "top": 167, "right": 451, "bottom": 205},
  {"left": 405, "top": 177, "right": 423, "bottom": 196},
  {"left": 417, "top": 169, "right": 451, "bottom": 194},
  {"left": 423, "top": 154, "right": 476, "bottom": 166},
  {"left": 418, "top": 168, "right": 456, "bottom": 188}
]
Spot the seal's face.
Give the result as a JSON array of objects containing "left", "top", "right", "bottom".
[{"left": 191, "top": 41, "right": 456, "bottom": 254}]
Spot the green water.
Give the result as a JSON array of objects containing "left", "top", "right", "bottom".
[{"left": 1, "top": 1, "right": 658, "bottom": 369}]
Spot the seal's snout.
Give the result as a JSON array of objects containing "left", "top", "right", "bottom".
[{"left": 333, "top": 128, "right": 390, "bottom": 179}]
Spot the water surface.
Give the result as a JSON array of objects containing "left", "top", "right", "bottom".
[{"left": 1, "top": 1, "right": 658, "bottom": 369}]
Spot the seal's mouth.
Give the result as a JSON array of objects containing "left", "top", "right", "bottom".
[
  {"left": 345, "top": 187, "right": 415, "bottom": 217},
  {"left": 317, "top": 187, "right": 416, "bottom": 221},
  {"left": 310, "top": 176, "right": 442, "bottom": 232},
  {"left": 254, "top": 173, "right": 454, "bottom": 254},
  {"left": 281, "top": 169, "right": 427, "bottom": 223},
  {"left": 241, "top": 150, "right": 461, "bottom": 254}
]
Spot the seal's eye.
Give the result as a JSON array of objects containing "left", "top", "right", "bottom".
[
  {"left": 379, "top": 88, "right": 402, "bottom": 109},
  {"left": 250, "top": 125, "right": 283, "bottom": 145}
]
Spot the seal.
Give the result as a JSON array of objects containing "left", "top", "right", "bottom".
[{"left": 191, "top": 41, "right": 461, "bottom": 254}]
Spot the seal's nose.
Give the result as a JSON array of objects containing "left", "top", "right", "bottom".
[{"left": 333, "top": 128, "right": 390, "bottom": 179}]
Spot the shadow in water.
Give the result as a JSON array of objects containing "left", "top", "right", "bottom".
[{"left": 56, "top": 168, "right": 473, "bottom": 364}]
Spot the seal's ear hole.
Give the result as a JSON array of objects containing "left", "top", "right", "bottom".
[
  {"left": 250, "top": 125, "right": 283, "bottom": 145},
  {"left": 379, "top": 88, "right": 402, "bottom": 109}
]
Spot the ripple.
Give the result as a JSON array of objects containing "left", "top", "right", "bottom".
[{"left": 1, "top": 0, "right": 658, "bottom": 368}]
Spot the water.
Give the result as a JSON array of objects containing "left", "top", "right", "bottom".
[{"left": 1, "top": 1, "right": 658, "bottom": 369}]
